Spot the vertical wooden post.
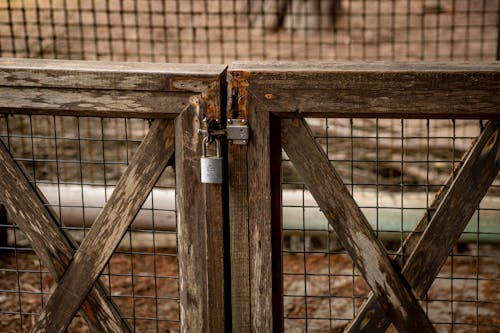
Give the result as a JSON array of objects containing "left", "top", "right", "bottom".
[
  {"left": 247, "top": 105, "right": 275, "bottom": 332},
  {"left": 270, "top": 114, "right": 283, "bottom": 333},
  {"left": 228, "top": 67, "right": 282, "bottom": 332},
  {"left": 176, "top": 105, "right": 208, "bottom": 332},
  {"left": 176, "top": 85, "right": 226, "bottom": 332}
]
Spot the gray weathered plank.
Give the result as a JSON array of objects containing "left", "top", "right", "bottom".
[
  {"left": 30, "top": 118, "right": 176, "bottom": 333},
  {"left": 345, "top": 120, "right": 500, "bottom": 332},
  {"left": 0, "top": 141, "right": 131, "bottom": 332},
  {"left": 227, "top": 69, "right": 251, "bottom": 332},
  {"left": 228, "top": 70, "right": 282, "bottom": 332},
  {"left": 229, "top": 62, "right": 500, "bottom": 119},
  {"left": 248, "top": 106, "right": 274, "bottom": 332},
  {"left": 175, "top": 99, "right": 226, "bottom": 332},
  {"left": 175, "top": 105, "right": 208, "bottom": 332},
  {"left": 0, "top": 58, "right": 227, "bottom": 92},
  {"left": 204, "top": 79, "right": 227, "bottom": 333},
  {"left": 0, "top": 87, "right": 189, "bottom": 118},
  {"left": 228, "top": 144, "right": 251, "bottom": 333},
  {"left": 282, "top": 118, "right": 436, "bottom": 333}
]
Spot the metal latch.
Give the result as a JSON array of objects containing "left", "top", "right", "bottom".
[{"left": 226, "top": 119, "right": 249, "bottom": 145}]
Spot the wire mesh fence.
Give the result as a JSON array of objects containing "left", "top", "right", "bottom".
[
  {"left": 0, "top": 114, "right": 179, "bottom": 332},
  {"left": 0, "top": 1, "right": 499, "bottom": 332},
  {"left": 281, "top": 118, "right": 500, "bottom": 332},
  {"left": 0, "top": 0, "right": 498, "bottom": 63}
]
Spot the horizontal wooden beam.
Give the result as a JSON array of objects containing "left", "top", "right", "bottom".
[
  {"left": 0, "top": 87, "right": 188, "bottom": 118},
  {"left": 229, "top": 62, "right": 500, "bottom": 119},
  {"left": 0, "top": 58, "right": 227, "bottom": 93}
]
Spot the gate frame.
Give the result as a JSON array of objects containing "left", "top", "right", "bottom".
[
  {"left": 227, "top": 61, "right": 500, "bottom": 332},
  {"left": 0, "top": 58, "right": 228, "bottom": 333}
]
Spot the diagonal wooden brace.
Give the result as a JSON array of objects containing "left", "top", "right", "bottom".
[
  {"left": 30, "top": 118, "right": 176, "bottom": 333},
  {"left": 0, "top": 140, "right": 132, "bottom": 332},
  {"left": 282, "top": 118, "right": 436, "bottom": 333},
  {"left": 345, "top": 121, "right": 500, "bottom": 333}
]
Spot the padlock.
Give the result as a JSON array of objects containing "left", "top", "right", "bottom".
[{"left": 200, "top": 137, "right": 223, "bottom": 184}]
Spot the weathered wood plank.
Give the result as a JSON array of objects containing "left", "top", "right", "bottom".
[
  {"left": 0, "top": 141, "right": 131, "bottom": 332},
  {"left": 204, "top": 78, "right": 227, "bottom": 333},
  {"left": 30, "top": 118, "right": 175, "bottom": 333},
  {"left": 228, "top": 144, "right": 251, "bottom": 333},
  {"left": 269, "top": 114, "right": 283, "bottom": 333},
  {"left": 0, "top": 87, "right": 189, "bottom": 118},
  {"left": 205, "top": 179, "right": 226, "bottom": 333},
  {"left": 345, "top": 120, "right": 500, "bottom": 332},
  {"left": 282, "top": 118, "right": 436, "bottom": 333},
  {"left": 0, "top": 58, "right": 227, "bottom": 92},
  {"left": 175, "top": 102, "right": 229, "bottom": 332},
  {"left": 230, "top": 62, "right": 500, "bottom": 119},
  {"left": 175, "top": 105, "right": 208, "bottom": 332},
  {"left": 248, "top": 106, "right": 274, "bottom": 332},
  {"left": 227, "top": 70, "right": 252, "bottom": 333}
]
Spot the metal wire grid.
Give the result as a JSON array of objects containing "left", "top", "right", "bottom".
[
  {"left": 0, "top": 0, "right": 498, "bottom": 63},
  {"left": 0, "top": 114, "right": 179, "bottom": 332},
  {"left": 281, "top": 118, "right": 500, "bottom": 332}
]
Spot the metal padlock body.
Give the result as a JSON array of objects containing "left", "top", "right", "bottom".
[{"left": 201, "top": 137, "right": 223, "bottom": 184}]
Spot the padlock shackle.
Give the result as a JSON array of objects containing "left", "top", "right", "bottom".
[{"left": 202, "top": 136, "right": 221, "bottom": 158}]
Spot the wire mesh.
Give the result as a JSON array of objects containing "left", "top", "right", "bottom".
[
  {"left": 281, "top": 118, "right": 500, "bottom": 332},
  {"left": 0, "top": 114, "right": 179, "bottom": 332},
  {"left": 0, "top": 0, "right": 498, "bottom": 63},
  {"left": 0, "top": 1, "right": 499, "bottom": 332}
]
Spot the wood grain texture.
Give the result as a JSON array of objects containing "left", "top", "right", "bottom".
[
  {"left": 228, "top": 144, "right": 251, "bottom": 333},
  {"left": 204, "top": 77, "right": 227, "bottom": 333},
  {"left": 247, "top": 100, "right": 276, "bottom": 332},
  {"left": 227, "top": 70, "right": 252, "bottom": 333},
  {"left": 175, "top": 105, "right": 208, "bottom": 332},
  {"left": 229, "top": 62, "right": 500, "bottom": 119},
  {"left": 0, "top": 58, "right": 227, "bottom": 92},
  {"left": 175, "top": 101, "right": 227, "bottom": 332},
  {"left": 0, "top": 87, "right": 189, "bottom": 118},
  {"left": 0, "top": 141, "right": 131, "bottom": 332},
  {"left": 30, "top": 118, "right": 175, "bottom": 333},
  {"left": 345, "top": 121, "right": 500, "bottom": 332},
  {"left": 282, "top": 118, "right": 436, "bottom": 333}
]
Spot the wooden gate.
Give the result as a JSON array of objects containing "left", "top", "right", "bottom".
[
  {"left": 0, "top": 59, "right": 228, "bottom": 332},
  {"left": 226, "top": 62, "right": 500, "bottom": 332},
  {"left": 1, "top": 59, "right": 499, "bottom": 332}
]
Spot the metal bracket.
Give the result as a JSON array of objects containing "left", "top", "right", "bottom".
[
  {"left": 198, "top": 118, "right": 250, "bottom": 145},
  {"left": 226, "top": 119, "right": 249, "bottom": 145}
]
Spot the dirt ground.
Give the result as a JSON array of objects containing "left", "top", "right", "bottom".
[
  {"left": 282, "top": 243, "right": 500, "bottom": 332},
  {"left": 1, "top": 243, "right": 499, "bottom": 332},
  {"left": 0, "top": 247, "right": 181, "bottom": 333}
]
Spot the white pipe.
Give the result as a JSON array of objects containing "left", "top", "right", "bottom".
[
  {"left": 38, "top": 184, "right": 176, "bottom": 231},
  {"left": 28, "top": 185, "right": 500, "bottom": 243}
]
